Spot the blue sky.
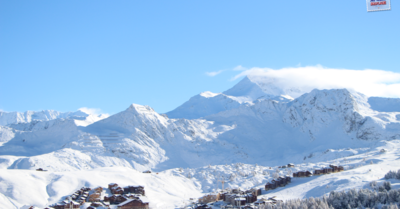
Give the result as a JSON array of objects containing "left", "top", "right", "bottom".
[{"left": 1, "top": 1, "right": 399, "bottom": 114}]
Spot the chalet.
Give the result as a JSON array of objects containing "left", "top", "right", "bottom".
[
  {"left": 111, "top": 186, "right": 124, "bottom": 195},
  {"left": 322, "top": 167, "right": 333, "bottom": 174},
  {"left": 224, "top": 193, "right": 235, "bottom": 202},
  {"left": 124, "top": 185, "right": 145, "bottom": 195},
  {"left": 79, "top": 196, "right": 86, "bottom": 203},
  {"left": 117, "top": 196, "right": 149, "bottom": 209},
  {"left": 88, "top": 192, "right": 101, "bottom": 202},
  {"left": 103, "top": 202, "right": 111, "bottom": 207},
  {"left": 104, "top": 194, "right": 128, "bottom": 204},
  {"left": 109, "top": 183, "right": 118, "bottom": 190},
  {"left": 277, "top": 177, "right": 286, "bottom": 187},
  {"left": 270, "top": 180, "right": 278, "bottom": 189},
  {"left": 142, "top": 170, "right": 152, "bottom": 174},
  {"left": 220, "top": 192, "right": 227, "bottom": 201},
  {"left": 93, "top": 186, "right": 103, "bottom": 193},
  {"left": 243, "top": 193, "right": 257, "bottom": 203},
  {"left": 36, "top": 168, "right": 47, "bottom": 171},
  {"left": 314, "top": 169, "right": 323, "bottom": 175},
  {"left": 199, "top": 193, "right": 220, "bottom": 203},
  {"left": 287, "top": 163, "right": 295, "bottom": 168},
  {"left": 294, "top": 171, "right": 304, "bottom": 177},
  {"left": 90, "top": 202, "right": 104, "bottom": 207},
  {"left": 265, "top": 182, "right": 272, "bottom": 191},
  {"left": 329, "top": 164, "right": 340, "bottom": 172},
  {"left": 294, "top": 170, "right": 312, "bottom": 177},
  {"left": 233, "top": 196, "right": 247, "bottom": 206},
  {"left": 247, "top": 188, "right": 261, "bottom": 196},
  {"left": 285, "top": 175, "right": 291, "bottom": 183},
  {"left": 265, "top": 180, "right": 277, "bottom": 190},
  {"left": 338, "top": 166, "right": 344, "bottom": 172},
  {"left": 53, "top": 201, "right": 80, "bottom": 209}
]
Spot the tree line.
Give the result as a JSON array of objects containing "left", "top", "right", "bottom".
[{"left": 257, "top": 183, "right": 399, "bottom": 209}]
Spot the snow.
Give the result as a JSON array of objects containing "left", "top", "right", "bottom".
[
  {"left": 0, "top": 109, "right": 108, "bottom": 127},
  {"left": 0, "top": 140, "right": 399, "bottom": 208},
  {"left": 200, "top": 91, "right": 220, "bottom": 98},
  {"left": 0, "top": 88, "right": 399, "bottom": 172},
  {"left": 368, "top": 97, "right": 400, "bottom": 112},
  {"left": 0, "top": 75, "right": 399, "bottom": 208},
  {"left": 166, "top": 76, "right": 298, "bottom": 119}
]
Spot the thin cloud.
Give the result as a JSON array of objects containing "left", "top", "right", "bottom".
[
  {"left": 78, "top": 107, "right": 109, "bottom": 116},
  {"left": 233, "top": 65, "right": 247, "bottom": 71},
  {"left": 205, "top": 70, "right": 225, "bottom": 77},
  {"left": 231, "top": 65, "right": 400, "bottom": 98}
]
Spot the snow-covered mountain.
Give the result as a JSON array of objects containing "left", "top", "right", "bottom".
[
  {"left": 1, "top": 87, "right": 399, "bottom": 173},
  {"left": 368, "top": 97, "right": 400, "bottom": 112},
  {"left": 166, "top": 76, "right": 297, "bottom": 119},
  {"left": 1, "top": 75, "right": 400, "bottom": 209},
  {"left": 0, "top": 109, "right": 108, "bottom": 127}
]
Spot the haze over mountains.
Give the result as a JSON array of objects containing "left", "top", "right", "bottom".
[{"left": 1, "top": 75, "right": 399, "bottom": 173}]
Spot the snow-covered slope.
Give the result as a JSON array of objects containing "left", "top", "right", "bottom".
[
  {"left": 1, "top": 140, "right": 399, "bottom": 209},
  {"left": 166, "top": 76, "right": 296, "bottom": 119},
  {"left": 223, "top": 75, "right": 301, "bottom": 101},
  {"left": 0, "top": 109, "right": 108, "bottom": 127},
  {"left": 1, "top": 89, "right": 399, "bottom": 174},
  {"left": 0, "top": 104, "right": 237, "bottom": 172},
  {"left": 165, "top": 92, "right": 245, "bottom": 119},
  {"left": 368, "top": 97, "right": 400, "bottom": 112},
  {"left": 1, "top": 78, "right": 400, "bottom": 208}
]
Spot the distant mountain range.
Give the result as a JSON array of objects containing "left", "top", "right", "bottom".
[{"left": 0, "top": 76, "right": 399, "bottom": 172}]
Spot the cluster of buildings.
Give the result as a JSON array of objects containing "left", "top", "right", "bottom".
[
  {"left": 46, "top": 187, "right": 91, "bottom": 209},
  {"left": 264, "top": 176, "right": 291, "bottom": 191},
  {"left": 196, "top": 188, "right": 262, "bottom": 208},
  {"left": 102, "top": 183, "right": 148, "bottom": 209},
  {"left": 42, "top": 183, "right": 149, "bottom": 209},
  {"left": 220, "top": 197, "right": 282, "bottom": 209},
  {"left": 294, "top": 164, "right": 344, "bottom": 177}
]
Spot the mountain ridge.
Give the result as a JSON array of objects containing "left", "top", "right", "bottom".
[{"left": 0, "top": 87, "right": 398, "bottom": 172}]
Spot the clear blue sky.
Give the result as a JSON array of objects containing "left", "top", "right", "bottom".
[{"left": 1, "top": 1, "right": 399, "bottom": 114}]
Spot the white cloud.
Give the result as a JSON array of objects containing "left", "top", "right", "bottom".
[
  {"left": 206, "top": 65, "right": 247, "bottom": 77},
  {"left": 78, "top": 107, "right": 109, "bottom": 116},
  {"left": 231, "top": 65, "right": 400, "bottom": 98},
  {"left": 233, "top": 65, "right": 247, "bottom": 71},
  {"left": 205, "top": 70, "right": 225, "bottom": 77}
]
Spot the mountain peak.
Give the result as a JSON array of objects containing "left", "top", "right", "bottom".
[
  {"left": 199, "top": 91, "right": 219, "bottom": 98},
  {"left": 222, "top": 76, "right": 267, "bottom": 101},
  {"left": 127, "top": 104, "right": 155, "bottom": 113},
  {"left": 224, "top": 75, "right": 309, "bottom": 100}
]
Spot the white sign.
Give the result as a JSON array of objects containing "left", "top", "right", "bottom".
[{"left": 367, "top": 0, "right": 391, "bottom": 12}]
